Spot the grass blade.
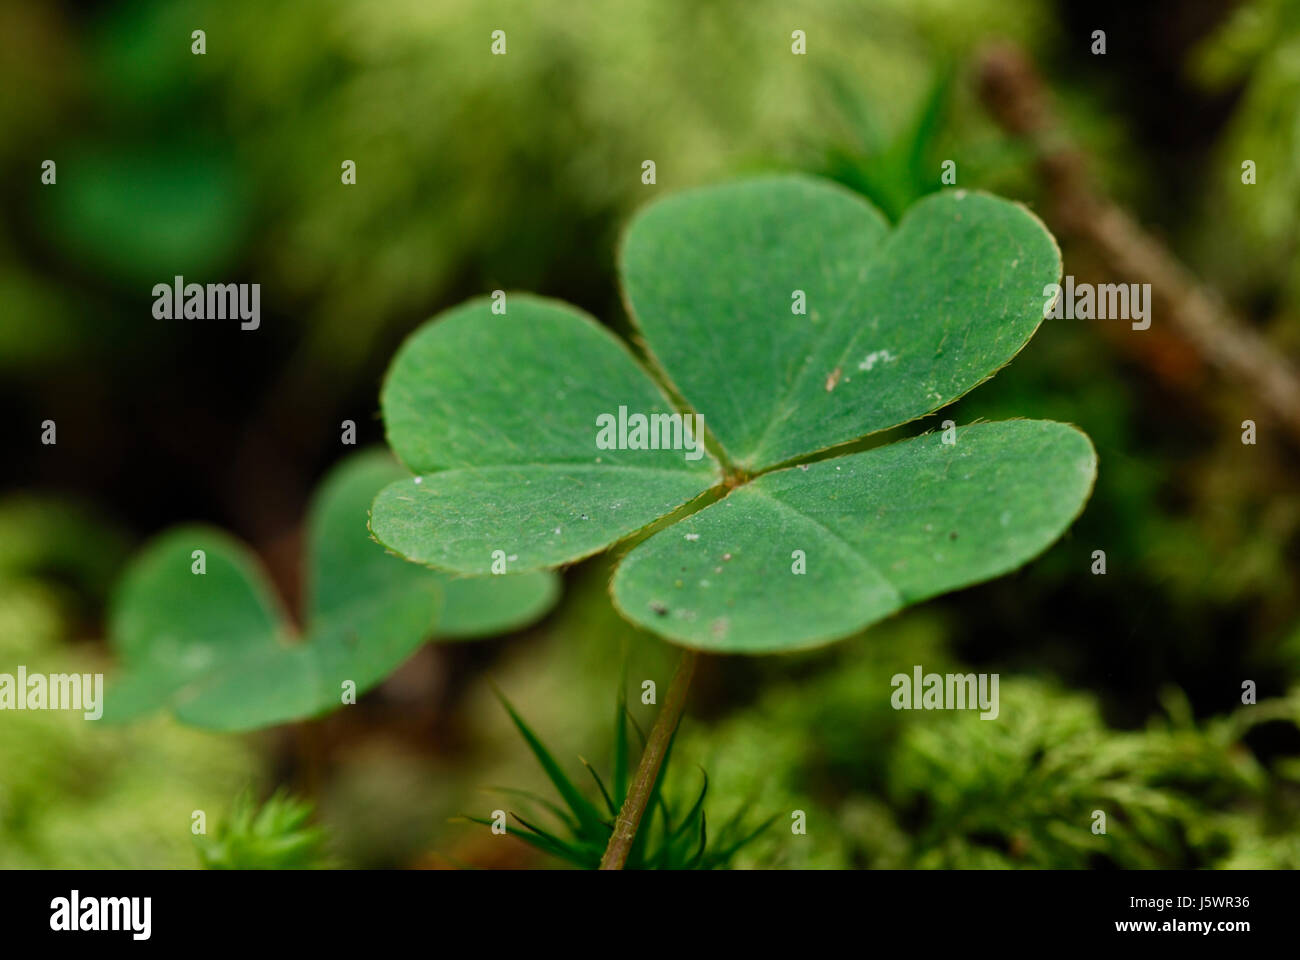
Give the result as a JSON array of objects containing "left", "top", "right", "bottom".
[
  {"left": 671, "top": 768, "right": 708, "bottom": 842},
  {"left": 492, "top": 685, "right": 605, "bottom": 837},
  {"left": 709, "top": 812, "right": 779, "bottom": 866},
  {"left": 483, "top": 786, "right": 579, "bottom": 834},
  {"left": 614, "top": 669, "right": 629, "bottom": 806},
  {"left": 579, "top": 756, "right": 619, "bottom": 819},
  {"left": 626, "top": 708, "right": 647, "bottom": 753},
  {"left": 685, "top": 811, "right": 707, "bottom": 869},
  {"left": 507, "top": 814, "right": 589, "bottom": 865}
]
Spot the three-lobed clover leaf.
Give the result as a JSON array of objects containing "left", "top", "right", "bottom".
[
  {"left": 106, "top": 450, "right": 559, "bottom": 730},
  {"left": 371, "top": 175, "right": 1096, "bottom": 653}
]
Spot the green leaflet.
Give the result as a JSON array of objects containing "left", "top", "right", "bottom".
[
  {"left": 611, "top": 421, "right": 1096, "bottom": 652},
  {"left": 106, "top": 451, "right": 559, "bottom": 730},
  {"left": 371, "top": 296, "right": 718, "bottom": 574},
  {"left": 374, "top": 175, "right": 1093, "bottom": 652},
  {"left": 621, "top": 176, "right": 1060, "bottom": 470}
]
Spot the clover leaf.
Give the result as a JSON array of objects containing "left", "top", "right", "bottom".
[
  {"left": 106, "top": 450, "right": 559, "bottom": 730},
  {"left": 371, "top": 174, "right": 1095, "bottom": 653}
]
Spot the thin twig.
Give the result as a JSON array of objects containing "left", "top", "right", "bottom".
[
  {"left": 599, "top": 650, "right": 697, "bottom": 870},
  {"left": 976, "top": 42, "right": 1300, "bottom": 444}
]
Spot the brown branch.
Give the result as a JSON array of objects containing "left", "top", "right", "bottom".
[{"left": 976, "top": 42, "right": 1300, "bottom": 444}]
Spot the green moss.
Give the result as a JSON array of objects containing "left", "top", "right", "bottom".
[{"left": 672, "top": 622, "right": 1300, "bottom": 869}]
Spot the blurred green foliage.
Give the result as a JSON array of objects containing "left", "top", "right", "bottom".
[
  {"left": 0, "top": 499, "right": 259, "bottom": 868},
  {"left": 2, "top": 0, "right": 1299, "bottom": 869},
  {"left": 4, "top": 0, "right": 1054, "bottom": 382},
  {"left": 1190, "top": 0, "right": 1300, "bottom": 327},
  {"left": 196, "top": 790, "right": 331, "bottom": 869}
]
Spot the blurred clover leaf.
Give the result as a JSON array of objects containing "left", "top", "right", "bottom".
[
  {"left": 106, "top": 450, "right": 558, "bottom": 730},
  {"left": 371, "top": 175, "right": 1095, "bottom": 653}
]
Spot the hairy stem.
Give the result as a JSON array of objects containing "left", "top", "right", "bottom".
[{"left": 599, "top": 650, "right": 697, "bottom": 870}]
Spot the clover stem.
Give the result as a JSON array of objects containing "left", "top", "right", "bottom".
[{"left": 598, "top": 648, "right": 697, "bottom": 870}]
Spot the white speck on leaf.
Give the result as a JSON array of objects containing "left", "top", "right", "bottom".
[
  {"left": 857, "top": 349, "right": 897, "bottom": 372},
  {"left": 685, "top": 533, "right": 700, "bottom": 541},
  {"left": 413, "top": 477, "right": 422, "bottom": 485}
]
